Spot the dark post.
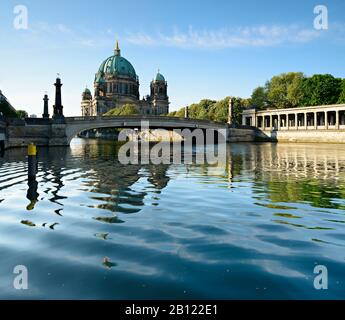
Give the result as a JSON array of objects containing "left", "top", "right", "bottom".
[
  {"left": 28, "top": 143, "right": 37, "bottom": 180},
  {"left": 42, "top": 94, "right": 50, "bottom": 119},
  {"left": 0, "top": 140, "right": 4, "bottom": 157},
  {"left": 53, "top": 76, "right": 64, "bottom": 119}
]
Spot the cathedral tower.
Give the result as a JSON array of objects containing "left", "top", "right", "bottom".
[
  {"left": 150, "top": 70, "right": 169, "bottom": 115},
  {"left": 81, "top": 88, "right": 93, "bottom": 116}
]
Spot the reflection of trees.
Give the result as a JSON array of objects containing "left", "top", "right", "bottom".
[
  {"left": 241, "top": 143, "right": 345, "bottom": 210},
  {"left": 263, "top": 179, "right": 345, "bottom": 209}
]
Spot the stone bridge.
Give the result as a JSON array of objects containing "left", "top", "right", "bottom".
[
  {"left": 64, "top": 116, "right": 229, "bottom": 144},
  {"left": 3, "top": 115, "right": 255, "bottom": 148}
]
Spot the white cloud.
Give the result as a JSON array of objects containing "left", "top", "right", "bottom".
[
  {"left": 125, "top": 25, "right": 323, "bottom": 49},
  {"left": 24, "top": 21, "right": 338, "bottom": 51},
  {"left": 57, "top": 24, "right": 71, "bottom": 33}
]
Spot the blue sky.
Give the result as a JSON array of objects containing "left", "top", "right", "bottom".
[{"left": 0, "top": 0, "right": 345, "bottom": 116}]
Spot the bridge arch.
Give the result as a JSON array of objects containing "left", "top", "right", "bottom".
[{"left": 64, "top": 116, "right": 229, "bottom": 145}]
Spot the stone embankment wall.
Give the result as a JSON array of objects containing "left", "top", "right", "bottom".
[
  {"left": 256, "top": 129, "right": 345, "bottom": 143},
  {"left": 228, "top": 127, "right": 256, "bottom": 142}
]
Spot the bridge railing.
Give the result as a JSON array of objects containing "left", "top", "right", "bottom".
[{"left": 64, "top": 115, "right": 227, "bottom": 126}]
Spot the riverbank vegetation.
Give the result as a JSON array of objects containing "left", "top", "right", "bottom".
[
  {"left": 170, "top": 73, "right": 345, "bottom": 123},
  {"left": 169, "top": 97, "right": 251, "bottom": 124}
]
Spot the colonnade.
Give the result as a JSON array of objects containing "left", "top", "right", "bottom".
[{"left": 242, "top": 105, "right": 345, "bottom": 131}]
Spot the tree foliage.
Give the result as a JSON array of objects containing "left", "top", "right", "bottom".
[
  {"left": 0, "top": 101, "right": 17, "bottom": 118},
  {"left": 301, "top": 74, "right": 342, "bottom": 106},
  {"left": 104, "top": 104, "right": 139, "bottom": 116},
  {"left": 251, "top": 86, "right": 267, "bottom": 110},
  {"left": 266, "top": 72, "right": 305, "bottom": 109},
  {"left": 251, "top": 73, "right": 344, "bottom": 109},
  {"left": 16, "top": 110, "right": 28, "bottom": 118},
  {"left": 337, "top": 79, "right": 345, "bottom": 104},
  {"left": 169, "top": 97, "right": 250, "bottom": 124}
]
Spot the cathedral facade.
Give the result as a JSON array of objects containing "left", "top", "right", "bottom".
[{"left": 81, "top": 41, "right": 169, "bottom": 116}]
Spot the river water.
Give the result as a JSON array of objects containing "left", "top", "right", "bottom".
[{"left": 0, "top": 139, "right": 345, "bottom": 299}]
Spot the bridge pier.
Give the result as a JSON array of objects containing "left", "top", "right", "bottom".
[{"left": 49, "top": 123, "right": 68, "bottom": 146}]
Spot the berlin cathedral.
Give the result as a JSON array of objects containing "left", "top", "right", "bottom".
[{"left": 81, "top": 41, "right": 170, "bottom": 116}]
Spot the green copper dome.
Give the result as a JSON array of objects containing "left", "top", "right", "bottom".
[
  {"left": 83, "top": 88, "right": 91, "bottom": 94},
  {"left": 155, "top": 72, "right": 165, "bottom": 81},
  {"left": 97, "top": 42, "right": 137, "bottom": 80}
]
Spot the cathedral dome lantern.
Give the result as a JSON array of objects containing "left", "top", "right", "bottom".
[{"left": 97, "top": 41, "right": 138, "bottom": 81}]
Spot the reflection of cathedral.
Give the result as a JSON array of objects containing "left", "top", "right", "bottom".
[{"left": 81, "top": 41, "right": 169, "bottom": 116}]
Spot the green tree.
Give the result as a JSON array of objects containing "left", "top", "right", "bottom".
[
  {"left": 338, "top": 79, "right": 345, "bottom": 104},
  {"left": 104, "top": 104, "right": 139, "bottom": 116},
  {"left": 301, "top": 74, "right": 342, "bottom": 106},
  {"left": 16, "top": 110, "right": 28, "bottom": 118},
  {"left": 169, "top": 108, "right": 185, "bottom": 117},
  {"left": 208, "top": 97, "right": 229, "bottom": 122},
  {"left": 0, "top": 101, "right": 17, "bottom": 118},
  {"left": 251, "top": 86, "right": 267, "bottom": 109},
  {"left": 189, "top": 99, "right": 216, "bottom": 119},
  {"left": 266, "top": 72, "right": 305, "bottom": 109},
  {"left": 170, "top": 97, "right": 250, "bottom": 124}
]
